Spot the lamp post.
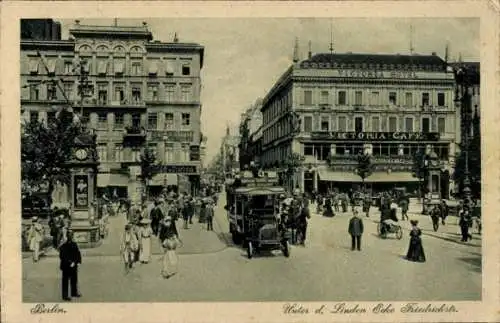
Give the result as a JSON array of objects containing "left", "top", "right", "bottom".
[{"left": 454, "top": 66, "right": 472, "bottom": 209}]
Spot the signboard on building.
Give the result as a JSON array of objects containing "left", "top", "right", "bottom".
[
  {"left": 311, "top": 132, "right": 440, "bottom": 141},
  {"left": 150, "top": 130, "right": 194, "bottom": 142},
  {"left": 154, "top": 165, "right": 197, "bottom": 174}
]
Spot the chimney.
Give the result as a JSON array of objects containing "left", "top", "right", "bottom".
[{"left": 308, "top": 41, "right": 312, "bottom": 59}]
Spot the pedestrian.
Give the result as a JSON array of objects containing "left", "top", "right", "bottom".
[
  {"left": 159, "top": 216, "right": 181, "bottom": 279},
  {"left": 150, "top": 199, "right": 163, "bottom": 236},
  {"left": 459, "top": 207, "right": 472, "bottom": 242},
  {"left": 348, "top": 210, "right": 364, "bottom": 251},
  {"left": 182, "top": 197, "right": 190, "bottom": 229},
  {"left": 206, "top": 199, "right": 215, "bottom": 231},
  {"left": 439, "top": 199, "right": 449, "bottom": 225},
  {"left": 121, "top": 224, "right": 139, "bottom": 270},
  {"left": 59, "top": 230, "right": 82, "bottom": 301},
  {"left": 297, "top": 202, "right": 311, "bottom": 245},
  {"left": 362, "top": 194, "right": 371, "bottom": 218},
  {"left": 138, "top": 219, "right": 153, "bottom": 263},
  {"left": 188, "top": 196, "right": 195, "bottom": 224},
  {"left": 48, "top": 214, "right": 61, "bottom": 249},
  {"left": 400, "top": 196, "right": 409, "bottom": 221},
  {"left": 27, "top": 216, "right": 44, "bottom": 262},
  {"left": 390, "top": 199, "right": 398, "bottom": 221},
  {"left": 406, "top": 220, "right": 426, "bottom": 262}
]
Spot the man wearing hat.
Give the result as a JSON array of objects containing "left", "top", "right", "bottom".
[
  {"left": 205, "top": 199, "right": 215, "bottom": 231},
  {"left": 348, "top": 209, "right": 364, "bottom": 251},
  {"left": 59, "top": 230, "right": 82, "bottom": 301},
  {"left": 150, "top": 199, "right": 163, "bottom": 236},
  {"left": 27, "top": 216, "right": 44, "bottom": 262}
]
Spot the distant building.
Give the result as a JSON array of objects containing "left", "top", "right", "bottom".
[
  {"left": 21, "top": 21, "right": 205, "bottom": 202},
  {"left": 259, "top": 47, "right": 457, "bottom": 196},
  {"left": 220, "top": 126, "right": 240, "bottom": 177},
  {"left": 21, "top": 19, "right": 61, "bottom": 41},
  {"left": 238, "top": 98, "right": 263, "bottom": 169}
]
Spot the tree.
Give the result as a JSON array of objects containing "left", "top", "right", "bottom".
[
  {"left": 139, "top": 146, "right": 157, "bottom": 201},
  {"left": 21, "top": 109, "right": 85, "bottom": 206},
  {"left": 356, "top": 153, "right": 375, "bottom": 190}
]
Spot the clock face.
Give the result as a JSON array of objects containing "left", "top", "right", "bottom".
[{"left": 75, "top": 149, "right": 88, "bottom": 161}]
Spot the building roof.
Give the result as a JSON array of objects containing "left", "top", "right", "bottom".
[
  {"left": 301, "top": 52, "right": 447, "bottom": 71},
  {"left": 69, "top": 24, "right": 153, "bottom": 41}
]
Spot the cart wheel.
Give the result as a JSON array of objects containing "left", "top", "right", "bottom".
[
  {"left": 396, "top": 226, "right": 403, "bottom": 240},
  {"left": 282, "top": 240, "right": 290, "bottom": 258},
  {"left": 247, "top": 241, "right": 253, "bottom": 259}
]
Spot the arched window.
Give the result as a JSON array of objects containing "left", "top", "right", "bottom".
[{"left": 79, "top": 44, "right": 92, "bottom": 52}]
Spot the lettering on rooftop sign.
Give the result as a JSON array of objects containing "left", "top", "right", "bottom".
[
  {"left": 310, "top": 132, "right": 440, "bottom": 141},
  {"left": 338, "top": 70, "right": 418, "bottom": 79}
]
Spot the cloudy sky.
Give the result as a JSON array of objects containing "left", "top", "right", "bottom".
[{"left": 60, "top": 18, "right": 479, "bottom": 162}]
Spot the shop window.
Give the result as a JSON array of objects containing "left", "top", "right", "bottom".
[
  {"left": 336, "top": 145, "right": 345, "bottom": 155},
  {"left": 381, "top": 144, "right": 389, "bottom": 156},
  {"left": 304, "top": 144, "right": 314, "bottom": 156}
]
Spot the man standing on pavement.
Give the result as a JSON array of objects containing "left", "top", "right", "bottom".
[
  {"left": 206, "top": 199, "right": 215, "bottom": 231},
  {"left": 59, "top": 231, "right": 82, "bottom": 301},
  {"left": 150, "top": 199, "right": 163, "bottom": 236},
  {"left": 297, "top": 200, "right": 311, "bottom": 246},
  {"left": 348, "top": 210, "right": 364, "bottom": 251}
]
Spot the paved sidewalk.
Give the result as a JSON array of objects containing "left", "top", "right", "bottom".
[{"left": 29, "top": 212, "right": 226, "bottom": 258}]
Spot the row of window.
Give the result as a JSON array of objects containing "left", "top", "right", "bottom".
[
  {"left": 24, "top": 81, "right": 196, "bottom": 104},
  {"left": 262, "top": 91, "right": 292, "bottom": 125},
  {"left": 301, "top": 89, "right": 449, "bottom": 107},
  {"left": 301, "top": 115, "right": 447, "bottom": 133},
  {"left": 303, "top": 143, "right": 450, "bottom": 160},
  {"left": 27, "top": 57, "right": 192, "bottom": 77},
  {"left": 27, "top": 111, "right": 192, "bottom": 130},
  {"left": 96, "top": 143, "right": 192, "bottom": 163}
]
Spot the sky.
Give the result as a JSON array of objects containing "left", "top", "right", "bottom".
[{"left": 60, "top": 18, "right": 479, "bottom": 163}]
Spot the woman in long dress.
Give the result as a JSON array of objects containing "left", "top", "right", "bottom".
[
  {"left": 27, "top": 216, "right": 44, "bottom": 262},
  {"left": 138, "top": 219, "right": 153, "bottom": 263},
  {"left": 159, "top": 216, "right": 181, "bottom": 279},
  {"left": 406, "top": 220, "right": 426, "bottom": 262}
]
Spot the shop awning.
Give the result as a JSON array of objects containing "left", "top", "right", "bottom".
[
  {"left": 364, "top": 172, "right": 419, "bottom": 183},
  {"left": 150, "top": 174, "right": 178, "bottom": 186},
  {"left": 317, "top": 169, "right": 362, "bottom": 182},
  {"left": 97, "top": 173, "right": 129, "bottom": 187}
]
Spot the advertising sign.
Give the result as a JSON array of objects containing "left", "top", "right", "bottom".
[
  {"left": 154, "top": 165, "right": 198, "bottom": 174},
  {"left": 311, "top": 132, "right": 440, "bottom": 141},
  {"left": 74, "top": 175, "right": 88, "bottom": 208}
]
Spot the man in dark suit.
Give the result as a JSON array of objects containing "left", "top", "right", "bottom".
[
  {"left": 348, "top": 210, "right": 364, "bottom": 251},
  {"left": 205, "top": 200, "right": 215, "bottom": 231},
  {"left": 150, "top": 199, "right": 163, "bottom": 236},
  {"left": 59, "top": 231, "right": 82, "bottom": 301}
]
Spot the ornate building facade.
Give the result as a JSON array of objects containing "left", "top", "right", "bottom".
[
  {"left": 21, "top": 21, "right": 205, "bottom": 202},
  {"left": 260, "top": 51, "right": 458, "bottom": 196}
]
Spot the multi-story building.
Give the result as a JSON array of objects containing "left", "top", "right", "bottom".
[
  {"left": 220, "top": 126, "right": 240, "bottom": 178},
  {"left": 238, "top": 98, "right": 263, "bottom": 169},
  {"left": 260, "top": 50, "right": 458, "bottom": 197},
  {"left": 21, "top": 19, "right": 62, "bottom": 41},
  {"left": 21, "top": 21, "right": 205, "bottom": 202}
]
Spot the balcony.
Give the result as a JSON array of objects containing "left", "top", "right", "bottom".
[{"left": 122, "top": 125, "right": 146, "bottom": 146}]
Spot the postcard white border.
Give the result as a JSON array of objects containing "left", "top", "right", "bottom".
[{"left": 1, "top": 1, "right": 499, "bottom": 323}]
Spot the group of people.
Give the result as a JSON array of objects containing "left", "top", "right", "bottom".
[
  {"left": 275, "top": 191, "right": 311, "bottom": 246},
  {"left": 120, "top": 191, "right": 217, "bottom": 278}
]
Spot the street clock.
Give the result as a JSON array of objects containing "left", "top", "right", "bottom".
[{"left": 75, "top": 148, "right": 88, "bottom": 161}]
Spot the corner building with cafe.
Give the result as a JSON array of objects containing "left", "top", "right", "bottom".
[{"left": 259, "top": 52, "right": 458, "bottom": 198}]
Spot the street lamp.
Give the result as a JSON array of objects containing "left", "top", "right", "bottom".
[{"left": 454, "top": 66, "right": 472, "bottom": 209}]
